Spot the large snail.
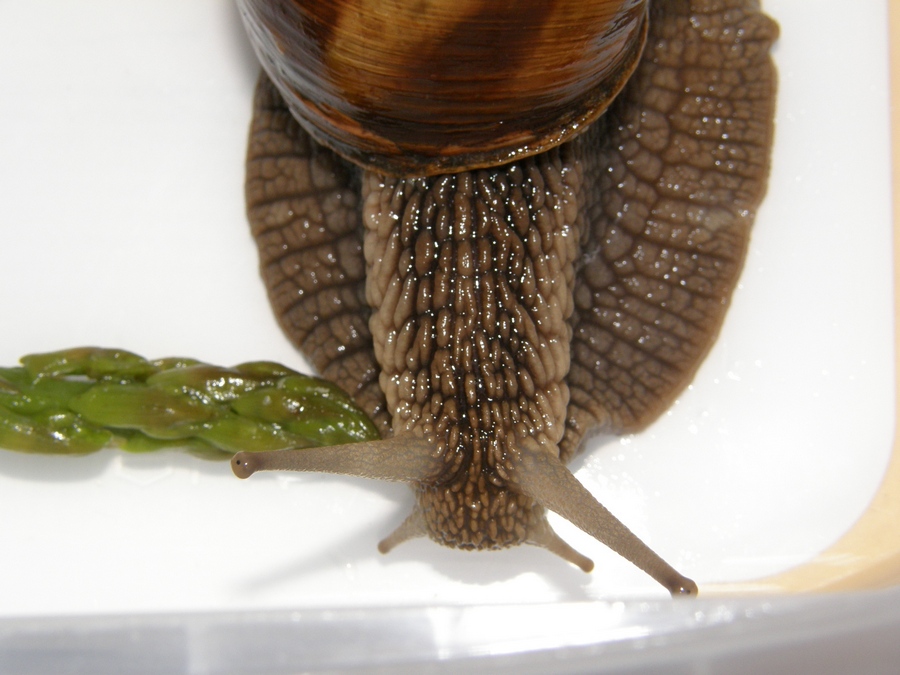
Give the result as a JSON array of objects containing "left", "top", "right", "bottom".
[{"left": 232, "top": 0, "right": 779, "bottom": 596}]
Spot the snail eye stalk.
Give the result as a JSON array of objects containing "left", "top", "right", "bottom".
[{"left": 232, "top": 433, "right": 438, "bottom": 483}]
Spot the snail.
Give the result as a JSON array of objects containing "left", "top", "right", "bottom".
[{"left": 231, "top": 0, "right": 779, "bottom": 596}]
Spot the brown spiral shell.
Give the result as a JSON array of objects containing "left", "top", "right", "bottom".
[{"left": 237, "top": 0, "right": 648, "bottom": 175}]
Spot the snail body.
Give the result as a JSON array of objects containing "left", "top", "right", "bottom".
[{"left": 233, "top": 0, "right": 779, "bottom": 596}]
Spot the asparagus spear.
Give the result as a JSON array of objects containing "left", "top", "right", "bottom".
[{"left": 0, "top": 347, "right": 379, "bottom": 459}]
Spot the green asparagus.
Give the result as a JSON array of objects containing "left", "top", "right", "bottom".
[{"left": 0, "top": 347, "right": 379, "bottom": 459}]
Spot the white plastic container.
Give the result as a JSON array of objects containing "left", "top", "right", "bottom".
[{"left": 0, "top": 1, "right": 897, "bottom": 671}]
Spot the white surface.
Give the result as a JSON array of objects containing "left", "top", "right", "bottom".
[{"left": 0, "top": 1, "right": 893, "bottom": 616}]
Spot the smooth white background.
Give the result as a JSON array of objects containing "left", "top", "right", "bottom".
[{"left": 0, "top": 1, "right": 894, "bottom": 616}]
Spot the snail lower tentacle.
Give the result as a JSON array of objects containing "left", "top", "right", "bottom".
[{"left": 239, "top": 0, "right": 779, "bottom": 596}]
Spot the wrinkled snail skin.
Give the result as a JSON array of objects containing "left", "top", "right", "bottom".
[{"left": 235, "top": 0, "right": 779, "bottom": 596}]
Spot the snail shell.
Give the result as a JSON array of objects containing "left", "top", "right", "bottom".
[
  {"left": 234, "top": 0, "right": 780, "bottom": 596},
  {"left": 239, "top": 0, "right": 648, "bottom": 175}
]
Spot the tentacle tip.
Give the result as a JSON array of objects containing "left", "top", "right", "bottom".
[
  {"left": 232, "top": 452, "right": 259, "bottom": 479},
  {"left": 376, "top": 539, "right": 392, "bottom": 555},
  {"left": 669, "top": 576, "right": 699, "bottom": 597}
]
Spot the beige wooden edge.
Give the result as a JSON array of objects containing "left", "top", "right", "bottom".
[{"left": 706, "top": 1, "right": 900, "bottom": 595}]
